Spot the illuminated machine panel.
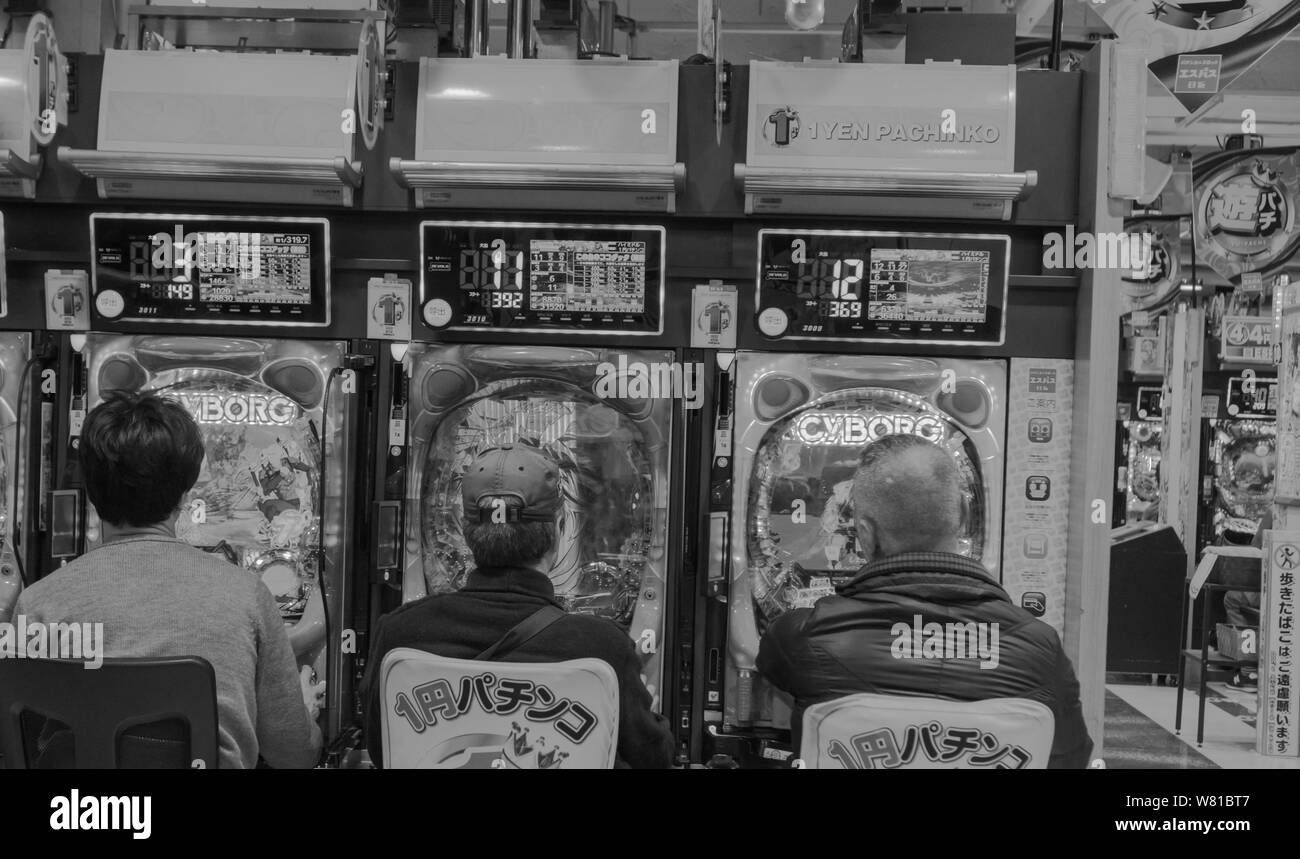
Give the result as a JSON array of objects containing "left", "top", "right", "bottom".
[
  {"left": 420, "top": 221, "right": 665, "bottom": 334},
  {"left": 403, "top": 344, "right": 673, "bottom": 706},
  {"left": 89, "top": 214, "right": 331, "bottom": 327},
  {"left": 1210, "top": 377, "right": 1277, "bottom": 542},
  {"left": 756, "top": 230, "right": 1010, "bottom": 346},
  {"left": 1123, "top": 421, "right": 1162, "bottom": 525},
  {"left": 725, "top": 352, "right": 1007, "bottom": 730}
]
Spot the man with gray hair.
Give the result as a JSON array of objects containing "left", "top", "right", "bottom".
[{"left": 757, "top": 433, "right": 1092, "bottom": 768}]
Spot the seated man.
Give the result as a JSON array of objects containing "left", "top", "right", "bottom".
[
  {"left": 757, "top": 433, "right": 1092, "bottom": 768},
  {"left": 1219, "top": 511, "right": 1268, "bottom": 689},
  {"left": 363, "top": 443, "right": 674, "bottom": 768},
  {"left": 16, "top": 391, "right": 321, "bottom": 769}
]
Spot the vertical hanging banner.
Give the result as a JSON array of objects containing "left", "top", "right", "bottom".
[
  {"left": 1274, "top": 283, "right": 1300, "bottom": 503},
  {"left": 1003, "top": 358, "right": 1074, "bottom": 636},
  {"left": 1090, "top": 0, "right": 1300, "bottom": 115},
  {"left": 1259, "top": 529, "right": 1300, "bottom": 756}
]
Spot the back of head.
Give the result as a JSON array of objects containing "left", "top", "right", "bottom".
[
  {"left": 461, "top": 444, "right": 561, "bottom": 570},
  {"left": 851, "top": 433, "right": 963, "bottom": 557},
  {"left": 79, "top": 391, "right": 205, "bottom": 527}
]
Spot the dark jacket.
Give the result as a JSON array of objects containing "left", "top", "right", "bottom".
[
  {"left": 757, "top": 552, "right": 1092, "bottom": 768},
  {"left": 362, "top": 565, "right": 674, "bottom": 768}
]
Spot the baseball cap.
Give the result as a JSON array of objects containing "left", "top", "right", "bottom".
[{"left": 461, "top": 443, "right": 561, "bottom": 523}]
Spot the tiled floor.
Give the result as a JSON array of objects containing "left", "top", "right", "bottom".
[{"left": 1105, "top": 681, "right": 1300, "bottom": 769}]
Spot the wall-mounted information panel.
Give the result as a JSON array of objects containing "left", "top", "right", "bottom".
[
  {"left": 420, "top": 221, "right": 665, "bottom": 335},
  {"left": 90, "top": 214, "right": 331, "bottom": 327},
  {"left": 755, "top": 229, "right": 1010, "bottom": 346}
]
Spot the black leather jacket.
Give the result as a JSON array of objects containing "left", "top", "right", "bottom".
[{"left": 757, "top": 552, "right": 1093, "bottom": 768}]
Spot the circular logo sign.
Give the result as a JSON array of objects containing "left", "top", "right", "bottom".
[
  {"left": 1121, "top": 220, "right": 1181, "bottom": 311},
  {"left": 94, "top": 289, "right": 124, "bottom": 318},
  {"left": 757, "top": 307, "right": 789, "bottom": 337},
  {"left": 422, "top": 298, "right": 453, "bottom": 329},
  {"left": 1196, "top": 153, "right": 1300, "bottom": 280},
  {"left": 762, "top": 106, "right": 800, "bottom": 147}
]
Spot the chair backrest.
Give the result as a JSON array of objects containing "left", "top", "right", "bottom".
[
  {"left": 800, "top": 693, "right": 1055, "bottom": 769},
  {"left": 0, "top": 656, "right": 219, "bottom": 769},
  {"left": 380, "top": 648, "right": 620, "bottom": 769}
]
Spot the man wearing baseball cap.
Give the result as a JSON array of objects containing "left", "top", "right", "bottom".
[{"left": 362, "top": 443, "right": 674, "bottom": 768}]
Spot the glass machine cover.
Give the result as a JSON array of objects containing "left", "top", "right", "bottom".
[
  {"left": 0, "top": 333, "right": 31, "bottom": 622},
  {"left": 403, "top": 344, "right": 673, "bottom": 705},
  {"left": 726, "top": 353, "right": 1006, "bottom": 729},
  {"left": 81, "top": 334, "right": 353, "bottom": 682},
  {"left": 1209, "top": 419, "right": 1275, "bottom": 539}
]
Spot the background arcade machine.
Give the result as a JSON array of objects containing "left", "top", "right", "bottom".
[
  {"left": 56, "top": 215, "right": 370, "bottom": 761},
  {"left": 1187, "top": 139, "right": 1300, "bottom": 655},
  {"left": 1193, "top": 138, "right": 1299, "bottom": 557},
  {"left": 373, "top": 8, "right": 693, "bottom": 766}
]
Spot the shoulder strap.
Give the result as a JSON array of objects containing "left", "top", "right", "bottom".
[{"left": 475, "top": 605, "right": 567, "bottom": 662}]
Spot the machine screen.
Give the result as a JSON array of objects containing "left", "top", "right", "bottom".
[
  {"left": 90, "top": 215, "right": 331, "bottom": 326},
  {"left": 757, "top": 230, "right": 1009, "bottom": 344},
  {"left": 867, "top": 249, "right": 990, "bottom": 323},
  {"left": 1227, "top": 377, "right": 1278, "bottom": 417},
  {"left": 420, "top": 222, "right": 665, "bottom": 333}
]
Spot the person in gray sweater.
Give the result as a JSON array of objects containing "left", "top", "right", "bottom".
[{"left": 16, "top": 391, "right": 321, "bottom": 768}]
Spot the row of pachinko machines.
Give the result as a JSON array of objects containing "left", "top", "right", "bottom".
[{"left": 0, "top": 209, "right": 1080, "bottom": 768}]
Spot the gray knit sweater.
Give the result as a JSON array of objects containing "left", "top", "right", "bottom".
[{"left": 15, "top": 535, "right": 320, "bottom": 769}]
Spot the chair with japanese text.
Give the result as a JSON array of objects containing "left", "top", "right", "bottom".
[
  {"left": 799, "top": 693, "right": 1055, "bottom": 769},
  {"left": 379, "top": 648, "right": 620, "bottom": 769}
]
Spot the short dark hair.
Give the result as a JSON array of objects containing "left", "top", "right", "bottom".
[
  {"left": 462, "top": 518, "right": 556, "bottom": 568},
  {"left": 79, "top": 391, "right": 205, "bottom": 527}
]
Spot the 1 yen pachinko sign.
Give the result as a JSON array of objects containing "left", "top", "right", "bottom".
[
  {"left": 380, "top": 650, "right": 620, "bottom": 769},
  {"left": 1259, "top": 531, "right": 1300, "bottom": 756}
]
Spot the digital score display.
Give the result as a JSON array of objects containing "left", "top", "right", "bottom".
[
  {"left": 1226, "top": 376, "right": 1277, "bottom": 418},
  {"left": 90, "top": 214, "right": 331, "bottom": 326},
  {"left": 421, "top": 221, "right": 665, "bottom": 334},
  {"left": 756, "top": 230, "right": 1010, "bottom": 345}
]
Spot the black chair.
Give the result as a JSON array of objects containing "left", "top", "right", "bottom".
[
  {"left": 1174, "top": 552, "right": 1261, "bottom": 747},
  {"left": 0, "top": 656, "right": 219, "bottom": 769}
]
